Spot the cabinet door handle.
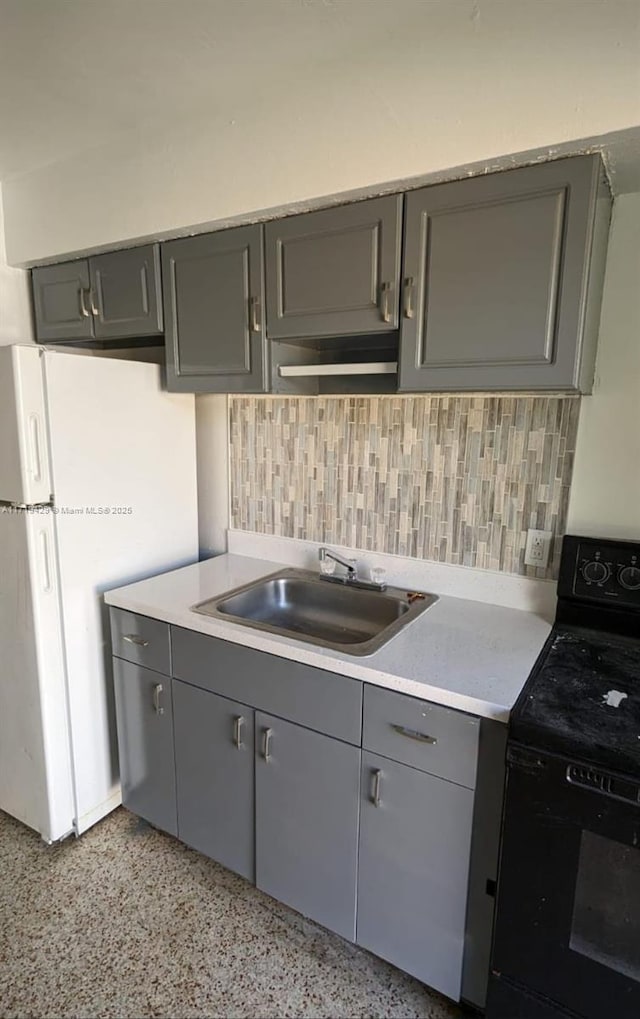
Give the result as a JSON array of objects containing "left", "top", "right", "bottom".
[
  {"left": 152, "top": 683, "right": 164, "bottom": 716},
  {"left": 371, "top": 768, "right": 382, "bottom": 807},
  {"left": 390, "top": 723, "right": 437, "bottom": 745},
  {"left": 122, "top": 634, "right": 150, "bottom": 648},
  {"left": 78, "top": 288, "right": 90, "bottom": 318},
  {"left": 233, "top": 715, "right": 244, "bottom": 749},
  {"left": 89, "top": 289, "right": 100, "bottom": 317},
  {"left": 261, "top": 727, "right": 273, "bottom": 762},
  {"left": 250, "top": 296, "right": 262, "bottom": 332},
  {"left": 402, "top": 276, "right": 415, "bottom": 319},
  {"left": 379, "top": 281, "right": 393, "bottom": 323}
]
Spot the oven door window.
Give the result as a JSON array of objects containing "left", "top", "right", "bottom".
[{"left": 570, "top": 829, "right": 640, "bottom": 981}]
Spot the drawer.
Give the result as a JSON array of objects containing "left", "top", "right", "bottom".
[
  {"left": 110, "top": 608, "right": 171, "bottom": 676},
  {"left": 363, "top": 685, "right": 479, "bottom": 789},
  {"left": 171, "top": 627, "right": 362, "bottom": 745}
]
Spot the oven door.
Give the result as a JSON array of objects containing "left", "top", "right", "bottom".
[{"left": 492, "top": 744, "right": 640, "bottom": 1019}]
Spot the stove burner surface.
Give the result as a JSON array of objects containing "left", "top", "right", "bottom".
[{"left": 511, "top": 625, "right": 640, "bottom": 777}]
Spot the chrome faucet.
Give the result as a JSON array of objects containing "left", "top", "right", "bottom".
[
  {"left": 318, "top": 546, "right": 387, "bottom": 591},
  {"left": 319, "top": 546, "right": 358, "bottom": 580}
]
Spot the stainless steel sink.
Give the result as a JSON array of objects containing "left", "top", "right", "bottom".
[{"left": 192, "top": 568, "right": 437, "bottom": 656}]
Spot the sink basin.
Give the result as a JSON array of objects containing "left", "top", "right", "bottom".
[{"left": 192, "top": 568, "right": 437, "bottom": 657}]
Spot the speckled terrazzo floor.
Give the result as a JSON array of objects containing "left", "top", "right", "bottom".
[{"left": 0, "top": 807, "right": 466, "bottom": 1019}]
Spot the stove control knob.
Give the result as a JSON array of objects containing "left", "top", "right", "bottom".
[
  {"left": 619, "top": 566, "right": 640, "bottom": 591},
  {"left": 581, "top": 560, "right": 610, "bottom": 584}
]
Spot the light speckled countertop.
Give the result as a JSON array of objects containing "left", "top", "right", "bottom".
[{"left": 105, "top": 553, "right": 552, "bottom": 723}]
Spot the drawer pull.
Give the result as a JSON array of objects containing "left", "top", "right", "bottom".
[
  {"left": 152, "top": 683, "right": 164, "bottom": 716},
  {"left": 390, "top": 723, "right": 437, "bottom": 745},
  {"left": 371, "top": 768, "right": 382, "bottom": 807},
  {"left": 233, "top": 715, "right": 245, "bottom": 749},
  {"left": 123, "top": 634, "right": 150, "bottom": 648},
  {"left": 262, "top": 727, "right": 273, "bottom": 762}
]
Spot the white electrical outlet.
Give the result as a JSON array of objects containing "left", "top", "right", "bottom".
[{"left": 524, "top": 529, "right": 553, "bottom": 568}]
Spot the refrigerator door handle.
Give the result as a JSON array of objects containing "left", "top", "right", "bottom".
[
  {"left": 39, "top": 529, "right": 53, "bottom": 593},
  {"left": 28, "top": 413, "right": 44, "bottom": 485}
]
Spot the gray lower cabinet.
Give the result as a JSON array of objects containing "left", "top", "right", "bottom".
[
  {"left": 357, "top": 751, "right": 475, "bottom": 1001},
  {"left": 163, "top": 225, "right": 268, "bottom": 393},
  {"left": 32, "top": 245, "right": 163, "bottom": 343},
  {"left": 254, "top": 712, "right": 361, "bottom": 941},
  {"left": 112, "top": 657, "right": 177, "bottom": 836},
  {"left": 110, "top": 608, "right": 171, "bottom": 675},
  {"left": 265, "top": 195, "right": 403, "bottom": 340},
  {"left": 32, "top": 261, "right": 94, "bottom": 342},
  {"left": 173, "top": 681, "right": 255, "bottom": 881},
  {"left": 398, "top": 154, "right": 610, "bottom": 393},
  {"left": 111, "top": 616, "right": 496, "bottom": 1006}
]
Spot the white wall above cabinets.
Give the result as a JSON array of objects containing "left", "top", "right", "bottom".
[
  {"left": 568, "top": 193, "right": 640, "bottom": 540},
  {"left": 1, "top": 1, "right": 639, "bottom": 265}
]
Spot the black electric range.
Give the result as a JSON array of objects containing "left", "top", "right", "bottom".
[{"left": 487, "top": 535, "right": 640, "bottom": 1019}]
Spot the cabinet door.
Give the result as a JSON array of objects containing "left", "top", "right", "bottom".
[
  {"left": 163, "top": 226, "right": 267, "bottom": 393},
  {"left": 357, "top": 751, "right": 474, "bottom": 1002},
  {"left": 173, "top": 681, "right": 255, "bottom": 881},
  {"left": 265, "top": 195, "right": 403, "bottom": 339},
  {"left": 90, "top": 245, "right": 162, "bottom": 339},
  {"left": 112, "top": 658, "right": 177, "bottom": 836},
  {"left": 255, "top": 712, "right": 360, "bottom": 940},
  {"left": 32, "top": 261, "right": 94, "bottom": 342},
  {"left": 399, "top": 155, "right": 602, "bottom": 392}
]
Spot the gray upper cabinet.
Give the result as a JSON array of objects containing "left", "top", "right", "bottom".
[
  {"left": 112, "top": 658, "right": 177, "bottom": 836},
  {"left": 173, "top": 681, "right": 255, "bottom": 881},
  {"left": 32, "top": 261, "right": 94, "bottom": 342},
  {"left": 255, "top": 712, "right": 361, "bottom": 941},
  {"left": 163, "top": 225, "right": 268, "bottom": 393},
  {"left": 32, "top": 245, "right": 163, "bottom": 344},
  {"left": 398, "top": 155, "right": 610, "bottom": 393},
  {"left": 89, "top": 245, "right": 163, "bottom": 339},
  {"left": 265, "top": 195, "right": 403, "bottom": 340},
  {"left": 357, "top": 751, "right": 475, "bottom": 1001}
]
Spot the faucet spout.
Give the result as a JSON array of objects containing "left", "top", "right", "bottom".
[
  {"left": 318, "top": 546, "right": 388, "bottom": 592},
  {"left": 319, "top": 546, "right": 358, "bottom": 580}
]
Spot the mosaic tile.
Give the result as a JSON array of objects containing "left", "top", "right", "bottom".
[{"left": 229, "top": 395, "right": 581, "bottom": 579}]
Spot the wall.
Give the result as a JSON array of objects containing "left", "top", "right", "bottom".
[
  {"left": 2, "top": 0, "right": 640, "bottom": 265},
  {"left": 229, "top": 394, "right": 580, "bottom": 580},
  {"left": 567, "top": 194, "right": 640, "bottom": 539},
  {"left": 0, "top": 200, "right": 32, "bottom": 343},
  {"left": 196, "top": 395, "right": 230, "bottom": 557}
]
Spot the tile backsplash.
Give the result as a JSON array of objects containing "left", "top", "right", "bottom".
[{"left": 229, "top": 395, "right": 581, "bottom": 579}]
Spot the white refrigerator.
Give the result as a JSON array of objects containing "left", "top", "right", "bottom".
[{"left": 0, "top": 345, "right": 198, "bottom": 843}]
